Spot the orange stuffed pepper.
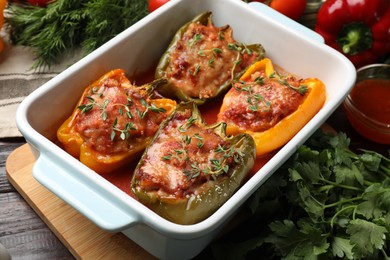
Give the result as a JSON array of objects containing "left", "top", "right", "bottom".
[
  {"left": 217, "top": 58, "right": 326, "bottom": 157},
  {"left": 57, "top": 69, "right": 176, "bottom": 174}
]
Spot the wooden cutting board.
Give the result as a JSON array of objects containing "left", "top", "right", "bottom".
[{"left": 5, "top": 144, "right": 156, "bottom": 260}]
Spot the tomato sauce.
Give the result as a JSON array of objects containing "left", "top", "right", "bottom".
[
  {"left": 349, "top": 79, "right": 390, "bottom": 124},
  {"left": 102, "top": 162, "right": 138, "bottom": 197}
]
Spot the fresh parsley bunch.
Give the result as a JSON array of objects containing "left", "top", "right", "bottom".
[
  {"left": 207, "top": 130, "right": 390, "bottom": 259},
  {"left": 5, "top": 0, "right": 148, "bottom": 70}
]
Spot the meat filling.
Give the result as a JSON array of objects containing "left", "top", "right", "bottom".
[
  {"left": 165, "top": 21, "right": 258, "bottom": 99},
  {"left": 74, "top": 77, "right": 169, "bottom": 154},
  {"left": 135, "top": 109, "right": 238, "bottom": 199},
  {"left": 219, "top": 71, "right": 307, "bottom": 132}
]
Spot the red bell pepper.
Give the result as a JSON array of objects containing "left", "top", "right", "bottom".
[{"left": 315, "top": 0, "right": 390, "bottom": 68}]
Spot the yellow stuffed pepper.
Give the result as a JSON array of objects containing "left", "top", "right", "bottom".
[
  {"left": 217, "top": 58, "right": 326, "bottom": 157},
  {"left": 57, "top": 69, "right": 176, "bottom": 174}
]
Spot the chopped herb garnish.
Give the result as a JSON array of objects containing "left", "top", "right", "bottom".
[
  {"left": 162, "top": 155, "right": 172, "bottom": 161},
  {"left": 91, "top": 86, "right": 103, "bottom": 97},
  {"left": 234, "top": 59, "right": 242, "bottom": 66},
  {"left": 213, "top": 48, "right": 222, "bottom": 55},
  {"left": 78, "top": 96, "right": 111, "bottom": 121},
  {"left": 193, "top": 133, "right": 203, "bottom": 140},
  {"left": 228, "top": 43, "right": 242, "bottom": 52},
  {"left": 101, "top": 99, "right": 109, "bottom": 121},
  {"left": 162, "top": 133, "right": 235, "bottom": 178},
  {"left": 197, "top": 47, "right": 222, "bottom": 57},
  {"left": 235, "top": 82, "right": 271, "bottom": 112},
  {"left": 190, "top": 64, "right": 201, "bottom": 76},
  {"left": 178, "top": 116, "right": 197, "bottom": 133},
  {"left": 183, "top": 135, "right": 192, "bottom": 145},
  {"left": 77, "top": 96, "right": 96, "bottom": 113},
  {"left": 189, "top": 143, "right": 241, "bottom": 179},
  {"left": 242, "top": 43, "right": 253, "bottom": 55},
  {"left": 254, "top": 76, "right": 265, "bottom": 85},
  {"left": 218, "top": 31, "right": 225, "bottom": 40},
  {"left": 189, "top": 33, "right": 203, "bottom": 47},
  {"left": 183, "top": 162, "right": 201, "bottom": 179},
  {"left": 137, "top": 98, "right": 166, "bottom": 119},
  {"left": 278, "top": 77, "right": 308, "bottom": 95},
  {"left": 198, "top": 50, "right": 206, "bottom": 57},
  {"left": 111, "top": 119, "right": 137, "bottom": 141}
]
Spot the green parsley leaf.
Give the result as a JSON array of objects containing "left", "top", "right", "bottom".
[
  {"left": 331, "top": 236, "right": 354, "bottom": 259},
  {"left": 204, "top": 129, "right": 390, "bottom": 259},
  {"left": 346, "top": 219, "right": 387, "bottom": 257}
]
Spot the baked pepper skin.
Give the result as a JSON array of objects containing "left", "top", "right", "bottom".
[
  {"left": 131, "top": 102, "right": 256, "bottom": 225},
  {"left": 155, "top": 11, "right": 265, "bottom": 105},
  {"left": 315, "top": 0, "right": 390, "bottom": 68},
  {"left": 217, "top": 58, "right": 326, "bottom": 157},
  {"left": 57, "top": 69, "right": 176, "bottom": 174}
]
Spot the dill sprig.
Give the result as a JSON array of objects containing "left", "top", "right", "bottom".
[
  {"left": 82, "top": 0, "right": 148, "bottom": 53},
  {"left": 5, "top": 0, "right": 148, "bottom": 70}
]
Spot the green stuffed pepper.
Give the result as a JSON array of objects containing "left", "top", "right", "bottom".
[
  {"left": 131, "top": 102, "right": 256, "bottom": 225},
  {"left": 155, "top": 11, "right": 266, "bottom": 105}
]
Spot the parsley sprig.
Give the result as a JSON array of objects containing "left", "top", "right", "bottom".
[{"left": 208, "top": 130, "right": 390, "bottom": 259}]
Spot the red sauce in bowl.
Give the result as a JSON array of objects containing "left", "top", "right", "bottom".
[
  {"left": 349, "top": 79, "right": 390, "bottom": 124},
  {"left": 344, "top": 77, "right": 390, "bottom": 144}
]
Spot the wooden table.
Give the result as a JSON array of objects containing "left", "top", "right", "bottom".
[
  {"left": 0, "top": 105, "right": 388, "bottom": 259},
  {"left": 0, "top": 137, "right": 75, "bottom": 259}
]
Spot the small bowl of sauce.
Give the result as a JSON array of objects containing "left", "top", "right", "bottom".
[{"left": 343, "top": 64, "right": 390, "bottom": 144}]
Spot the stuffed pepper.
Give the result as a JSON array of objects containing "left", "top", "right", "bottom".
[
  {"left": 155, "top": 11, "right": 265, "bottom": 105},
  {"left": 217, "top": 58, "right": 326, "bottom": 157},
  {"left": 57, "top": 69, "right": 176, "bottom": 174},
  {"left": 131, "top": 102, "right": 256, "bottom": 225}
]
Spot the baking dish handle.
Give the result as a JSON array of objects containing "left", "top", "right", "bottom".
[
  {"left": 248, "top": 2, "right": 324, "bottom": 44},
  {"left": 33, "top": 152, "right": 138, "bottom": 232}
]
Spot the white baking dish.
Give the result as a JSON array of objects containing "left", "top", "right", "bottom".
[{"left": 16, "top": 0, "right": 356, "bottom": 259}]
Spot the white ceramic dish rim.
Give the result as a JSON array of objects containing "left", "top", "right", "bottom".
[{"left": 16, "top": 0, "right": 356, "bottom": 240}]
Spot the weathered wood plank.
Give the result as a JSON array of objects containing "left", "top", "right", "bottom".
[
  {"left": 5, "top": 144, "right": 156, "bottom": 260},
  {"left": 0, "top": 139, "right": 24, "bottom": 193},
  {"left": 0, "top": 138, "right": 74, "bottom": 260},
  {"left": 0, "top": 192, "right": 74, "bottom": 259}
]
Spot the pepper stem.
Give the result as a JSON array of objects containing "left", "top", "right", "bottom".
[{"left": 337, "top": 22, "right": 372, "bottom": 56}]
